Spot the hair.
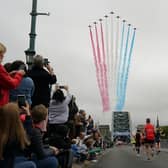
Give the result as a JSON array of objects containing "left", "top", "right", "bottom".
[
  {"left": 0, "top": 42, "right": 6, "bottom": 53},
  {"left": 31, "top": 104, "right": 48, "bottom": 124},
  {"left": 10, "top": 60, "right": 27, "bottom": 74},
  {"left": 79, "top": 109, "right": 86, "bottom": 115},
  {"left": 0, "top": 103, "right": 29, "bottom": 160},
  {"left": 52, "top": 89, "right": 65, "bottom": 103},
  {"left": 3, "top": 62, "right": 12, "bottom": 72},
  {"left": 146, "top": 118, "right": 150, "bottom": 123},
  {"left": 33, "top": 55, "right": 44, "bottom": 68}
]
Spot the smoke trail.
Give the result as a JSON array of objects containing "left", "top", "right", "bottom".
[
  {"left": 117, "top": 20, "right": 126, "bottom": 99},
  {"left": 114, "top": 16, "right": 120, "bottom": 107},
  {"left": 95, "top": 23, "right": 107, "bottom": 111},
  {"left": 116, "top": 24, "right": 131, "bottom": 110},
  {"left": 89, "top": 26, "right": 104, "bottom": 110},
  {"left": 119, "top": 28, "right": 136, "bottom": 110},
  {"left": 100, "top": 20, "right": 110, "bottom": 111}
]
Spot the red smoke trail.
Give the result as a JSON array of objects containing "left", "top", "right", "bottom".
[
  {"left": 95, "top": 24, "right": 107, "bottom": 111},
  {"left": 100, "top": 21, "right": 110, "bottom": 111},
  {"left": 89, "top": 26, "right": 105, "bottom": 111}
]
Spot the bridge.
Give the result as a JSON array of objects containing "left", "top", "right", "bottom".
[{"left": 88, "top": 145, "right": 168, "bottom": 168}]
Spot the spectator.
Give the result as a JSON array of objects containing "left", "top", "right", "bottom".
[
  {"left": 79, "top": 109, "right": 87, "bottom": 132},
  {"left": 93, "top": 131, "right": 103, "bottom": 148},
  {"left": 74, "top": 112, "right": 83, "bottom": 137},
  {"left": 0, "top": 42, "right": 25, "bottom": 106},
  {"left": 48, "top": 85, "right": 72, "bottom": 125},
  {"left": 86, "top": 115, "right": 94, "bottom": 135},
  {"left": 28, "top": 55, "right": 56, "bottom": 108},
  {"left": 0, "top": 103, "right": 36, "bottom": 168},
  {"left": 9, "top": 60, "right": 35, "bottom": 106},
  {"left": 67, "top": 95, "right": 79, "bottom": 139},
  {"left": 30, "top": 104, "right": 59, "bottom": 168}
]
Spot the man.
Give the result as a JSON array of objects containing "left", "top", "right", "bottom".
[{"left": 144, "top": 118, "right": 155, "bottom": 160}]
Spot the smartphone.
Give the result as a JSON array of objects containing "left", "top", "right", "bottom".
[{"left": 17, "top": 95, "right": 26, "bottom": 108}]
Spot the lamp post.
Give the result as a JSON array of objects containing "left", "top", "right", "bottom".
[{"left": 25, "top": 0, "right": 49, "bottom": 70}]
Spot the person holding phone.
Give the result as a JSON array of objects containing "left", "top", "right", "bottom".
[
  {"left": 9, "top": 60, "right": 35, "bottom": 106},
  {"left": 28, "top": 55, "right": 57, "bottom": 108},
  {"left": 0, "top": 42, "right": 25, "bottom": 107}
]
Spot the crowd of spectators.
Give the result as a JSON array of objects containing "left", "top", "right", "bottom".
[{"left": 0, "top": 42, "right": 108, "bottom": 168}]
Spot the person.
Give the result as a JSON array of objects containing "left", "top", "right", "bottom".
[
  {"left": 48, "top": 85, "right": 74, "bottom": 168},
  {"left": 135, "top": 129, "right": 141, "bottom": 156},
  {"left": 48, "top": 85, "right": 72, "bottom": 125},
  {"left": 30, "top": 104, "right": 59, "bottom": 168},
  {"left": 0, "top": 103, "right": 36, "bottom": 168},
  {"left": 28, "top": 55, "right": 57, "bottom": 108},
  {"left": 155, "top": 128, "right": 161, "bottom": 154},
  {"left": 86, "top": 115, "right": 94, "bottom": 135},
  {"left": 144, "top": 118, "right": 155, "bottom": 160},
  {"left": 67, "top": 95, "right": 79, "bottom": 139},
  {"left": 9, "top": 60, "right": 35, "bottom": 106},
  {"left": 0, "top": 42, "right": 25, "bottom": 106}
]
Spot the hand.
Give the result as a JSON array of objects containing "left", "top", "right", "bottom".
[
  {"left": 50, "top": 146, "right": 59, "bottom": 155},
  {"left": 9, "top": 70, "right": 17, "bottom": 75},
  {"left": 17, "top": 70, "right": 25, "bottom": 76},
  {"left": 63, "top": 85, "right": 69, "bottom": 91},
  {"left": 20, "top": 102, "right": 30, "bottom": 116},
  {"left": 46, "top": 64, "right": 54, "bottom": 74}
]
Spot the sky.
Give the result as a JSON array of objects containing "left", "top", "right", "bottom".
[{"left": 1, "top": 0, "right": 168, "bottom": 128}]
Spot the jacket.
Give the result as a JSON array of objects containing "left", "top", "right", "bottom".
[
  {"left": 28, "top": 66, "right": 57, "bottom": 107},
  {"left": 0, "top": 64, "right": 23, "bottom": 106}
]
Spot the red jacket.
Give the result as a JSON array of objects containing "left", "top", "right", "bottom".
[{"left": 0, "top": 64, "right": 23, "bottom": 106}]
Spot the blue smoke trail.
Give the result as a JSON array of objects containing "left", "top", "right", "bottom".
[
  {"left": 116, "top": 20, "right": 126, "bottom": 100},
  {"left": 119, "top": 28, "right": 136, "bottom": 109},
  {"left": 116, "top": 24, "right": 131, "bottom": 111}
]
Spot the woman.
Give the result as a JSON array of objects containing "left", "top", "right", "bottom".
[
  {"left": 0, "top": 103, "right": 36, "bottom": 168},
  {"left": 48, "top": 85, "right": 72, "bottom": 125},
  {"left": 48, "top": 86, "right": 73, "bottom": 168},
  {"left": 0, "top": 42, "right": 25, "bottom": 106},
  {"left": 9, "top": 60, "right": 35, "bottom": 106}
]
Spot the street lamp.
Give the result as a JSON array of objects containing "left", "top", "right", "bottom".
[{"left": 25, "top": 0, "right": 49, "bottom": 70}]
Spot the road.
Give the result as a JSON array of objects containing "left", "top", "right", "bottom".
[{"left": 89, "top": 146, "right": 168, "bottom": 168}]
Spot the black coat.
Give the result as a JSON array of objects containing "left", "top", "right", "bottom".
[{"left": 28, "top": 67, "right": 57, "bottom": 107}]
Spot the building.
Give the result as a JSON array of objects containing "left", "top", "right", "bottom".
[{"left": 112, "top": 111, "right": 131, "bottom": 143}]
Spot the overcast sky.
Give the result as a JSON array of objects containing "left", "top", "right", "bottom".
[{"left": 1, "top": 0, "right": 168, "bottom": 128}]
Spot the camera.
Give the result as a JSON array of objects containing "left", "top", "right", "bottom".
[
  {"left": 17, "top": 95, "right": 26, "bottom": 108},
  {"left": 43, "top": 58, "right": 50, "bottom": 66},
  {"left": 59, "top": 86, "right": 64, "bottom": 89}
]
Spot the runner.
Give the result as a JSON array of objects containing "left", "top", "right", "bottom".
[
  {"left": 135, "top": 129, "right": 141, "bottom": 156},
  {"left": 155, "top": 128, "right": 161, "bottom": 154},
  {"left": 144, "top": 118, "right": 155, "bottom": 160}
]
